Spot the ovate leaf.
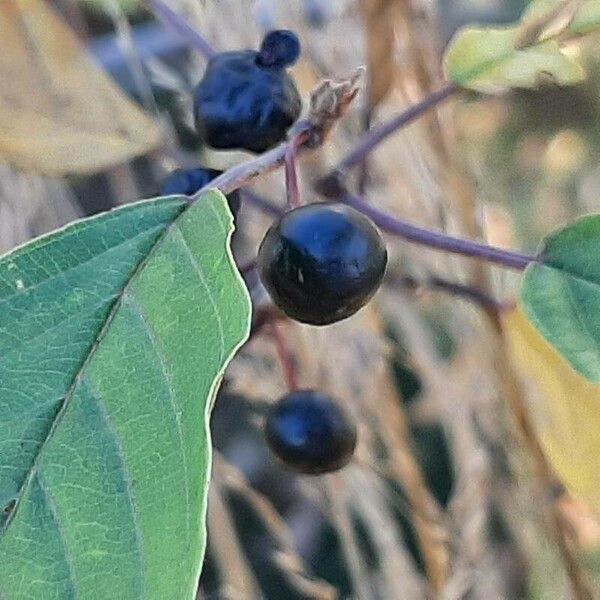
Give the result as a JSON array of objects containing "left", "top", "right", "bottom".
[
  {"left": 0, "top": 0, "right": 161, "bottom": 175},
  {"left": 520, "top": 214, "right": 600, "bottom": 383},
  {"left": 503, "top": 306, "right": 600, "bottom": 515},
  {"left": 0, "top": 190, "right": 251, "bottom": 599},
  {"left": 444, "top": 26, "right": 584, "bottom": 93}
]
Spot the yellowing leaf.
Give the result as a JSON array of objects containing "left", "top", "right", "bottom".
[
  {"left": 0, "top": 0, "right": 161, "bottom": 176},
  {"left": 444, "top": 26, "right": 584, "bottom": 93},
  {"left": 503, "top": 306, "right": 600, "bottom": 515}
]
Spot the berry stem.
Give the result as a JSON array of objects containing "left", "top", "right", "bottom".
[
  {"left": 342, "top": 192, "right": 536, "bottom": 270},
  {"left": 268, "top": 323, "right": 299, "bottom": 392},
  {"left": 240, "top": 189, "right": 285, "bottom": 217},
  {"left": 392, "top": 274, "right": 504, "bottom": 313},
  {"left": 284, "top": 132, "right": 306, "bottom": 208},
  {"left": 148, "top": 0, "right": 217, "bottom": 60},
  {"left": 319, "top": 83, "right": 457, "bottom": 191},
  {"left": 238, "top": 258, "right": 257, "bottom": 275}
]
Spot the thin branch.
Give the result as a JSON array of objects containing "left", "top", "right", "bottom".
[
  {"left": 148, "top": 0, "right": 217, "bottom": 60},
  {"left": 318, "top": 83, "right": 457, "bottom": 194},
  {"left": 342, "top": 192, "right": 536, "bottom": 270},
  {"left": 391, "top": 274, "right": 504, "bottom": 313},
  {"left": 268, "top": 323, "right": 299, "bottom": 392},
  {"left": 241, "top": 189, "right": 284, "bottom": 217}
]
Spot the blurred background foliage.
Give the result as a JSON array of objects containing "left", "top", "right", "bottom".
[{"left": 1, "top": 0, "right": 600, "bottom": 598}]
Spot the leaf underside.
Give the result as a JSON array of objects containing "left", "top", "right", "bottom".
[
  {"left": 0, "top": 190, "right": 251, "bottom": 599},
  {"left": 520, "top": 214, "right": 600, "bottom": 383}
]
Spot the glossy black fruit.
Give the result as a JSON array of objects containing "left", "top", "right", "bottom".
[
  {"left": 265, "top": 390, "right": 357, "bottom": 474},
  {"left": 193, "top": 31, "right": 302, "bottom": 153},
  {"left": 257, "top": 203, "right": 387, "bottom": 325},
  {"left": 257, "top": 30, "right": 301, "bottom": 68},
  {"left": 160, "top": 167, "right": 241, "bottom": 216}
]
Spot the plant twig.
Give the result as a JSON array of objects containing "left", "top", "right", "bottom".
[
  {"left": 285, "top": 130, "right": 309, "bottom": 208},
  {"left": 392, "top": 274, "right": 504, "bottom": 313},
  {"left": 342, "top": 192, "right": 536, "bottom": 270},
  {"left": 148, "top": 0, "right": 217, "bottom": 60},
  {"left": 318, "top": 83, "right": 457, "bottom": 194}
]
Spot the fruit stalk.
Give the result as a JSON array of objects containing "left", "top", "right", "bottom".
[
  {"left": 284, "top": 132, "right": 306, "bottom": 208},
  {"left": 268, "top": 323, "right": 299, "bottom": 392}
]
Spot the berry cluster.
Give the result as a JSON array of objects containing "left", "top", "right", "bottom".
[{"left": 160, "top": 30, "right": 389, "bottom": 475}]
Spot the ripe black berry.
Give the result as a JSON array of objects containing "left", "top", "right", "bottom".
[
  {"left": 257, "top": 30, "right": 301, "bottom": 68},
  {"left": 265, "top": 390, "right": 357, "bottom": 474},
  {"left": 160, "top": 167, "right": 241, "bottom": 216},
  {"left": 257, "top": 203, "right": 387, "bottom": 325},
  {"left": 194, "top": 31, "right": 302, "bottom": 153}
]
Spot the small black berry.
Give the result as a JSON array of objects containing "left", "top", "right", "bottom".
[
  {"left": 257, "top": 203, "right": 387, "bottom": 325},
  {"left": 265, "top": 390, "right": 357, "bottom": 474},
  {"left": 257, "top": 30, "right": 301, "bottom": 68},
  {"left": 194, "top": 32, "right": 302, "bottom": 153},
  {"left": 160, "top": 167, "right": 241, "bottom": 216}
]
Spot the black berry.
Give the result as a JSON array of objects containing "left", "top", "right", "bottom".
[
  {"left": 257, "top": 203, "right": 387, "bottom": 325},
  {"left": 257, "top": 30, "right": 301, "bottom": 68},
  {"left": 265, "top": 390, "right": 357, "bottom": 474},
  {"left": 194, "top": 32, "right": 302, "bottom": 153},
  {"left": 160, "top": 167, "right": 241, "bottom": 216}
]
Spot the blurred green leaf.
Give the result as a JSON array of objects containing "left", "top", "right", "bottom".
[
  {"left": 444, "top": 26, "right": 584, "bottom": 93},
  {"left": 520, "top": 214, "right": 600, "bottom": 383},
  {"left": 80, "top": 0, "right": 140, "bottom": 13},
  {"left": 570, "top": 0, "right": 600, "bottom": 33},
  {"left": 0, "top": 190, "right": 251, "bottom": 599}
]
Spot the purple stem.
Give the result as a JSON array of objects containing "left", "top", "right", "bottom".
[
  {"left": 240, "top": 189, "right": 284, "bottom": 217},
  {"left": 327, "top": 83, "right": 457, "bottom": 180},
  {"left": 238, "top": 189, "right": 534, "bottom": 271},
  {"left": 149, "top": 0, "right": 217, "bottom": 60},
  {"left": 342, "top": 193, "right": 536, "bottom": 270},
  {"left": 393, "top": 275, "right": 503, "bottom": 312}
]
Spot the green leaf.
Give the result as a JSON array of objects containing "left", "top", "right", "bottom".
[
  {"left": 570, "top": 0, "right": 600, "bottom": 34},
  {"left": 444, "top": 25, "right": 584, "bottom": 93},
  {"left": 0, "top": 190, "right": 251, "bottom": 599},
  {"left": 523, "top": 0, "right": 600, "bottom": 35},
  {"left": 520, "top": 214, "right": 600, "bottom": 383}
]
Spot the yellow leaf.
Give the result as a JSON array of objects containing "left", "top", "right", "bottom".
[
  {"left": 503, "top": 305, "right": 600, "bottom": 515},
  {"left": 0, "top": 0, "right": 161, "bottom": 176}
]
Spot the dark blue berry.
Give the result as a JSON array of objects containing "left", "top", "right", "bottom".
[
  {"left": 257, "top": 30, "right": 301, "bottom": 68},
  {"left": 160, "top": 168, "right": 241, "bottom": 216},
  {"left": 265, "top": 390, "right": 357, "bottom": 474},
  {"left": 194, "top": 33, "right": 302, "bottom": 153},
  {"left": 257, "top": 203, "right": 387, "bottom": 325}
]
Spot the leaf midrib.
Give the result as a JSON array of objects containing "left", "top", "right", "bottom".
[{"left": 0, "top": 202, "right": 187, "bottom": 539}]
